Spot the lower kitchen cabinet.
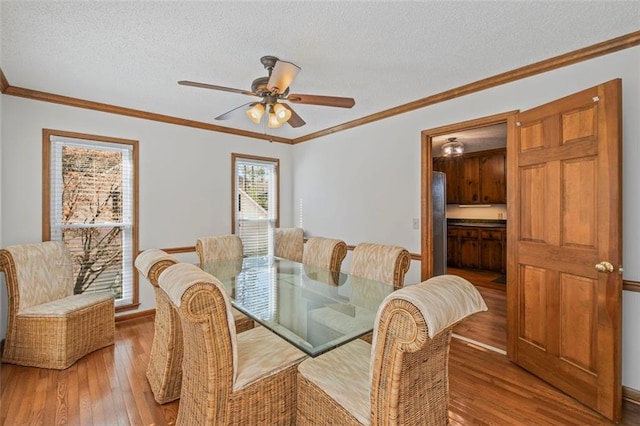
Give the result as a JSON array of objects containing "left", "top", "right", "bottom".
[{"left": 447, "top": 225, "right": 506, "bottom": 273}]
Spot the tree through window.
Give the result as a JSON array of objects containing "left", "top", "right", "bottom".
[{"left": 43, "top": 130, "right": 139, "bottom": 310}]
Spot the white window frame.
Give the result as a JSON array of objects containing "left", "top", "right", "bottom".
[{"left": 43, "top": 129, "right": 139, "bottom": 311}]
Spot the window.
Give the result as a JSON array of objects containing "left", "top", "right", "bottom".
[
  {"left": 232, "top": 153, "right": 279, "bottom": 257},
  {"left": 43, "top": 129, "right": 139, "bottom": 311}
]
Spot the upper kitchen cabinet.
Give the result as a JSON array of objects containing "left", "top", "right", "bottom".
[
  {"left": 434, "top": 148, "right": 506, "bottom": 205},
  {"left": 433, "top": 156, "right": 461, "bottom": 204}
]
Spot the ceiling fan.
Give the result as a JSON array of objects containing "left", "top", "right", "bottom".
[{"left": 178, "top": 55, "right": 355, "bottom": 128}]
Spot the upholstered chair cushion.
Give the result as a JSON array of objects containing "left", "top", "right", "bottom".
[
  {"left": 274, "top": 227, "right": 304, "bottom": 262},
  {"left": 20, "top": 292, "right": 114, "bottom": 316},
  {"left": 350, "top": 242, "right": 411, "bottom": 289},
  {"left": 196, "top": 235, "right": 243, "bottom": 265},
  {"left": 302, "top": 237, "right": 347, "bottom": 270},
  {"left": 235, "top": 326, "right": 308, "bottom": 390},
  {"left": 298, "top": 339, "right": 371, "bottom": 425},
  {"left": 5, "top": 241, "right": 74, "bottom": 311}
]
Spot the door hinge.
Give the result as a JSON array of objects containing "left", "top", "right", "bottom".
[{"left": 593, "top": 96, "right": 600, "bottom": 102}]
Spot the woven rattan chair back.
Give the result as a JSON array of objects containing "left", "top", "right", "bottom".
[
  {"left": 134, "top": 249, "right": 181, "bottom": 404},
  {"left": 350, "top": 242, "right": 411, "bottom": 290},
  {"left": 274, "top": 227, "right": 304, "bottom": 262},
  {"left": 302, "top": 237, "right": 347, "bottom": 271},
  {"left": 194, "top": 235, "right": 254, "bottom": 333},
  {"left": 195, "top": 235, "right": 243, "bottom": 266}
]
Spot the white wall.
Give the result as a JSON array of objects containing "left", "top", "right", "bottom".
[
  {"left": 0, "top": 97, "right": 294, "bottom": 331},
  {"left": 292, "top": 46, "right": 640, "bottom": 390}
]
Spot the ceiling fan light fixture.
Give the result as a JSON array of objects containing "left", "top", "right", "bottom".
[
  {"left": 267, "top": 109, "right": 285, "bottom": 128},
  {"left": 442, "top": 137, "right": 465, "bottom": 157},
  {"left": 246, "top": 103, "right": 265, "bottom": 124},
  {"left": 273, "top": 103, "right": 292, "bottom": 124}
]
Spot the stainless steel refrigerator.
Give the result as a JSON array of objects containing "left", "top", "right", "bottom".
[{"left": 432, "top": 171, "right": 447, "bottom": 276}]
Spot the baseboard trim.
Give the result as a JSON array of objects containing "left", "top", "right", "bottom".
[
  {"left": 623, "top": 386, "right": 640, "bottom": 406},
  {"left": 115, "top": 308, "right": 155, "bottom": 323}
]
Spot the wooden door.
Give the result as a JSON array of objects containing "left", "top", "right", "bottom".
[{"left": 507, "top": 80, "right": 622, "bottom": 421}]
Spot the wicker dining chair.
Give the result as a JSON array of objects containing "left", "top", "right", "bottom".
[
  {"left": 134, "top": 249, "right": 181, "bottom": 404},
  {"left": 274, "top": 227, "right": 304, "bottom": 262},
  {"left": 302, "top": 236, "right": 347, "bottom": 271},
  {"left": 349, "top": 242, "right": 412, "bottom": 343},
  {"left": 195, "top": 235, "right": 254, "bottom": 333},
  {"left": 350, "top": 242, "right": 411, "bottom": 290},
  {"left": 159, "top": 263, "right": 307, "bottom": 425},
  {"left": 0, "top": 241, "right": 114, "bottom": 369},
  {"left": 297, "top": 275, "right": 488, "bottom": 425}
]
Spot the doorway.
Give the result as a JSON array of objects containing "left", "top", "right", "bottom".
[{"left": 421, "top": 111, "right": 515, "bottom": 352}]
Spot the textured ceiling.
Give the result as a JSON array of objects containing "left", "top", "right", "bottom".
[{"left": 1, "top": 1, "right": 638, "bottom": 140}]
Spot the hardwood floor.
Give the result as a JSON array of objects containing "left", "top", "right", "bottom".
[
  {"left": 2, "top": 312, "right": 639, "bottom": 424},
  {"left": 449, "top": 266, "right": 507, "bottom": 351}
]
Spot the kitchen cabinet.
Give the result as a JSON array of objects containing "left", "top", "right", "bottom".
[
  {"left": 433, "top": 148, "right": 506, "bottom": 205},
  {"left": 433, "top": 156, "right": 460, "bottom": 204},
  {"left": 479, "top": 229, "right": 506, "bottom": 273},
  {"left": 447, "top": 224, "right": 506, "bottom": 273},
  {"left": 459, "top": 227, "right": 480, "bottom": 269}
]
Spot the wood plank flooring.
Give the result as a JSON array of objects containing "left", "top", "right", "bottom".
[
  {"left": 2, "top": 305, "right": 639, "bottom": 424},
  {"left": 449, "top": 266, "right": 507, "bottom": 351}
]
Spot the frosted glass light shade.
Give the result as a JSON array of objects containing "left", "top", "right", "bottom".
[
  {"left": 246, "top": 103, "right": 265, "bottom": 123},
  {"left": 267, "top": 112, "right": 285, "bottom": 128},
  {"left": 273, "top": 103, "right": 292, "bottom": 124}
]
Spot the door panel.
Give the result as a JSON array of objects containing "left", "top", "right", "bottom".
[{"left": 507, "top": 79, "right": 622, "bottom": 422}]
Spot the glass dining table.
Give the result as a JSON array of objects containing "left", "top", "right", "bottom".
[{"left": 201, "top": 256, "right": 394, "bottom": 357}]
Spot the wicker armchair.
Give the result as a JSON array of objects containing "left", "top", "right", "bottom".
[
  {"left": 350, "top": 242, "right": 411, "bottom": 290},
  {"left": 195, "top": 235, "right": 254, "bottom": 333},
  {"left": 134, "top": 249, "right": 181, "bottom": 404},
  {"left": 0, "top": 241, "right": 114, "bottom": 369},
  {"left": 297, "top": 275, "right": 488, "bottom": 425},
  {"left": 159, "top": 263, "right": 307, "bottom": 425},
  {"left": 274, "top": 227, "right": 304, "bottom": 262}
]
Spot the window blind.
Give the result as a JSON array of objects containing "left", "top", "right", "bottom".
[
  {"left": 50, "top": 136, "right": 135, "bottom": 307},
  {"left": 234, "top": 156, "right": 278, "bottom": 258}
]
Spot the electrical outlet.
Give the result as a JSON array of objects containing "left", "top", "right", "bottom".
[{"left": 412, "top": 218, "right": 420, "bottom": 230}]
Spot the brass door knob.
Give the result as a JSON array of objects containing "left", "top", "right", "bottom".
[{"left": 595, "top": 261, "right": 614, "bottom": 273}]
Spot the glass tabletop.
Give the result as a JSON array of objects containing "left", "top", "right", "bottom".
[{"left": 201, "top": 256, "right": 394, "bottom": 357}]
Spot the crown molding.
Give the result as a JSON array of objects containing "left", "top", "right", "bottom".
[
  {"left": 1, "top": 31, "right": 638, "bottom": 144},
  {"left": 292, "top": 30, "right": 640, "bottom": 144},
  {"left": 1, "top": 81, "right": 293, "bottom": 144}
]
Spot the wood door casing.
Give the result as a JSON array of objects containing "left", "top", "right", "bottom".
[{"left": 507, "top": 79, "right": 622, "bottom": 422}]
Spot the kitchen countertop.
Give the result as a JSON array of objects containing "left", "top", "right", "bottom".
[{"left": 447, "top": 219, "right": 506, "bottom": 228}]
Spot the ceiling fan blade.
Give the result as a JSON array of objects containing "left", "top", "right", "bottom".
[
  {"left": 178, "top": 80, "right": 257, "bottom": 97},
  {"left": 215, "top": 102, "right": 256, "bottom": 121},
  {"left": 267, "top": 61, "right": 301, "bottom": 94},
  {"left": 282, "top": 104, "right": 306, "bottom": 128},
  {"left": 286, "top": 93, "right": 355, "bottom": 108}
]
